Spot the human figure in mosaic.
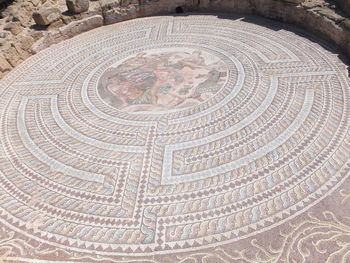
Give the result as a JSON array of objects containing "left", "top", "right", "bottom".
[{"left": 99, "top": 50, "right": 227, "bottom": 112}]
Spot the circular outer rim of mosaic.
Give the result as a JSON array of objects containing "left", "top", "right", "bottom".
[{"left": 1, "top": 14, "right": 350, "bottom": 256}]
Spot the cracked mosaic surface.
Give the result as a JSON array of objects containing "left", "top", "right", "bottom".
[{"left": 0, "top": 14, "right": 350, "bottom": 262}]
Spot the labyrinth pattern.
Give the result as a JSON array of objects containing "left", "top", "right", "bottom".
[{"left": 1, "top": 15, "right": 350, "bottom": 262}]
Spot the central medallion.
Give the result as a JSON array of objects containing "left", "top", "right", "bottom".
[{"left": 97, "top": 47, "right": 228, "bottom": 113}]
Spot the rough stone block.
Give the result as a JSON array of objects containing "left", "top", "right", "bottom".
[
  {"left": 33, "top": 7, "right": 62, "bottom": 26},
  {"left": 59, "top": 15, "right": 104, "bottom": 37},
  {"left": 316, "top": 8, "right": 346, "bottom": 23},
  {"left": 0, "top": 56, "right": 12, "bottom": 72},
  {"left": 66, "top": 0, "right": 90, "bottom": 14},
  {"left": 32, "top": 15, "right": 104, "bottom": 53},
  {"left": 0, "top": 39, "right": 10, "bottom": 49},
  {"left": 120, "top": 0, "right": 139, "bottom": 7},
  {"left": 99, "top": 0, "right": 122, "bottom": 10},
  {"left": 4, "top": 47, "right": 22, "bottom": 67},
  {"left": 17, "top": 35, "right": 35, "bottom": 52},
  {"left": 282, "top": 0, "right": 304, "bottom": 4},
  {"left": 301, "top": 0, "right": 324, "bottom": 9},
  {"left": 3, "top": 22, "right": 23, "bottom": 35}
]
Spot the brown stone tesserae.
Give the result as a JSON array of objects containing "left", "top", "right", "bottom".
[{"left": 0, "top": 13, "right": 350, "bottom": 263}]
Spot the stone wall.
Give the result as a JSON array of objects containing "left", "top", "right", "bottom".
[
  {"left": 197, "top": 0, "right": 350, "bottom": 62},
  {"left": 0, "top": 0, "right": 349, "bottom": 80},
  {"left": 335, "top": 0, "right": 350, "bottom": 16}
]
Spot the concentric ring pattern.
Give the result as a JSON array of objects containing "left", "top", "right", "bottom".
[{"left": 1, "top": 15, "right": 350, "bottom": 256}]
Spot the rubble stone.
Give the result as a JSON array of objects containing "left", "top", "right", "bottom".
[
  {"left": 32, "top": 7, "right": 62, "bottom": 26},
  {"left": 66, "top": 0, "right": 89, "bottom": 14}
]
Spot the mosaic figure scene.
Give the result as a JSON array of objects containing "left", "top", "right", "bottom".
[{"left": 98, "top": 49, "right": 227, "bottom": 112}]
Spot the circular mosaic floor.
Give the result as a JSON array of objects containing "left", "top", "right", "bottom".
[{"left": 1, "top": 14, "right": 350, "bottom": 261}]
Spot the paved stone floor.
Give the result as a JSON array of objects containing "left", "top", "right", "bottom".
[{"left": 1, "top": 14, "right": 350, "bottom": 262}]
